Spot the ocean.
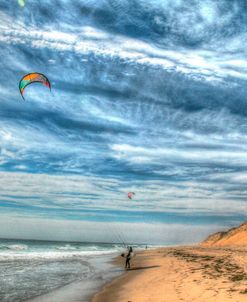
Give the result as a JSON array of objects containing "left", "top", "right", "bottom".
[
  {"left": 0, "top": 238, "right": 146, "bottom": 302},
  {"left": 1, "top": 0, "right": 247, "bottom": 253}
]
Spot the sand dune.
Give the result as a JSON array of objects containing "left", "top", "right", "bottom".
[{"left": 201, "top": 221, "right": 247, "bottom": 247}]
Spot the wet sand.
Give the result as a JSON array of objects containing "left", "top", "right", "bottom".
[{"left": 92, "top": 246, "right": 247, "bottom": 302}]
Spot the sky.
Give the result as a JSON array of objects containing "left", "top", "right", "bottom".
[{"left": 0, "top": 0, "right": 247, "bottom": 244}]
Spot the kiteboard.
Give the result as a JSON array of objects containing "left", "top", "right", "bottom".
[{"left": 121, "top": 252, "right": 135, "bottom": 258}]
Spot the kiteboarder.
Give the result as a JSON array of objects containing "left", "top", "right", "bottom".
[{"left": 125, "top": 246, "right": 133, "bottom": 269}]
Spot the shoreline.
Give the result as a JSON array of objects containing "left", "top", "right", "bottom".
[
  {"left": 25, "top": 253, "right": 124, "bottom": 302},
  {"left": 92, "top": 246, "right": 247, "bottom": 302}
]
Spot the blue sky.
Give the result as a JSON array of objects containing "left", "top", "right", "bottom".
[{"left": 0, "top": 0, "right": 247, "bottom": 244}]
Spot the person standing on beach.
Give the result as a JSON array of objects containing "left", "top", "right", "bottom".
[{"left": 125, "top": 246, "right": 133, "bottom": 269}]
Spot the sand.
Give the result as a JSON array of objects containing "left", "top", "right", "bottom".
[{"left": 92, "top": 246, "right": 247, "bottom": 302}]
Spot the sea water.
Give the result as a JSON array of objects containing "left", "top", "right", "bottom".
[{"left": 0, "top": 239, "right": 145, "bottom": 302}]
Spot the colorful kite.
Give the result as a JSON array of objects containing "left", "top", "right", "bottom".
[
  {"left": 127, "top": 192, "right": 135, "bottom": 199},
  {"left": 19, "top": 73, "right": 51, "bottom": 100}
]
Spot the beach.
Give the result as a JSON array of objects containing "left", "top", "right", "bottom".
[
  {"left": 92, "top": 246, "right": 247, "bottom": 302},
  {"left": 1, "top": 240, "right": 247, "bottom": 302}
]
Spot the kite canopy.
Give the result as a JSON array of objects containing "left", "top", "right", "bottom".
[
  {"left": 128, "top": 192, "right": 135, "bottom": 199},
  {"left": 19, "top": 73, "right": 51, "bottom": 99}
]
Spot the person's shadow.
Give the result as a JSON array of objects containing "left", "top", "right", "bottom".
[{"left": 127, "top": 265, "right": 160, "bottom": 271}]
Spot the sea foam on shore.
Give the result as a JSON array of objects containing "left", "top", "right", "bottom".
[{"left": 0, "top": 239, "right": 133, "bottom": 302}]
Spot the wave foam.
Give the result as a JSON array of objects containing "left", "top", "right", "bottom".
[
  {"left": 0, "top": 249, "right": 118, "bottom": 261},
  {"left": 0, "top": 244, "right": 28, "bottom": 251}
]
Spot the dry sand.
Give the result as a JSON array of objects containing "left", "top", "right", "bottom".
[{"left": 92, "top": 246, "right": 247, "bottom": 302}]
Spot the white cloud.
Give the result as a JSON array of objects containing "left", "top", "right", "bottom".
[
  {"left": 0, "top": 214, "right": 227, "bottom": 245},
  {"left": 0, "top": 171, "right": 247, "bottom": 216},
  {"left": 110, "top": 143, "right": 247, "bottom": 167},
  {"left": 0, "top": 12, "right": 247, "bottom": 83}
]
